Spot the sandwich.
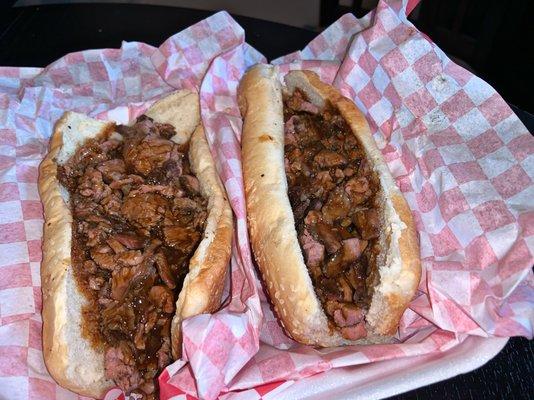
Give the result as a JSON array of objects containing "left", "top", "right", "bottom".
[
  {"left": 238, "top": 65, "right": 420, "bottom": 346},
  {"left": 39, "top": 91, "right": 233, "bottom": 398}
]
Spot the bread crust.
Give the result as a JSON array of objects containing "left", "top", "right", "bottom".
[
  {"left": 39, "top": 113, "right": 116, "bottom": 398},
  {"left": 171, "top": 124, "right": 233, "bottom": 358},
  {"left": 239, "top": 65, "right": 420, "bottom": 346},
  {"left": 38, "top": 90, "right": 232, "bottom": 396}
]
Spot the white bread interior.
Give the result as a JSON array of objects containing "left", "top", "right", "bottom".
[{"left": 39, "top": 113, "right": 116, "bottom": 398}]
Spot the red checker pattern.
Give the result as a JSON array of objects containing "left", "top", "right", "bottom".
[
  {"left": 359, "top": 49, "right": 378, "bottom": 76},
  {"left": 1, "top": 2, "right": 534, "bottom": 399},
  {"left": 419, "top": 147, "right": 445, "bottom": 177},
  {"left": 491, "top": 165, "right": 531, "bottom": 199},
  {"left": 405, "top": 88, "right": 438, "bottom": 117},
  {"left": 415, "top": 182, "right": 438, "bottom": 213},
  {"left": 429, "top": 126, "right": 464, "bottom": 147},
  {"left": 28, "top": 378, "right": 56, "bottom": 400},
  {"left": 464, "top": 236, "right": 498, "bottom": 269},
  {"left": 507, "top": 134, "right": 534, "bottom": 162},
  {"left": 21, "top": 200, "right": 43, "bottom": 220},
  {"left": 381, "top": 48, "right": 409, "bottom": 76},
  {"left": 0, "top": 129, "right": 17, "bottom": 146},
  {"left": 0, "top": 183, "right": 20, "bottom": 201},
  {"left": 359, "top": 81, "right": 382, "bottom": 109},
  {"left": 413, "top": 51, "right": 442, "bottom": 83},
  {"left": 388, "top": 24, "right": 416, "bottom": 45},
  {"left": 16, "top": 165, "right": 38, "bottom": 183},
  {"left": 28, "top": 320, "right": 43, "bottom": 351},
  {"left": 0, "top": 346, "right": 28, "bottom": 376},
  {"left": 479, "top": 93, "right": 513, "bottom": 126},
  {"left": 0, "top": 264, "right": 32, "bottom": 290},
  {"left": 27, "top": 240, "right": 42, "bottom": 262},
  {"left": 257, "top": 353, "right": 296, "bottom": 382},
  {"left": 441, "top": 90, "right": 475, "bottom": 123},
  {"left": 429, "top": 226, "right": 463, "bottom": 257},
  {"left": 449, "top": 161, "right": 487, "bottom": 184},
  {"left": 499, "top": 240, "right": 531, "bottom": 280},
  {"left": 401, "top": 116, "right": 427, "bottom": 140},
  {"left": 439, "top": 188, "right": 469, "bottom": 222},
  {"left": 0, "top": 221, "right": 26, "bottom": 244},
  {"left": 473, "top": 200, "right": 516, "bottom": 232},
  {"left": 467, "top": 129, "right": 503, "bottom": 159}
]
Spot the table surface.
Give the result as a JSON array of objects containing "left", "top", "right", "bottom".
[{"left": 0, "top": 3, "right": 532, "bottom": 400}]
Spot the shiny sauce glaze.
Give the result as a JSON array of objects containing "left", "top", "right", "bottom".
[
  {"left": 58, "top": 116, "right": 207, "bottom": 398},
  {"left": 283, "top": 90, "right": 381, "bottom": 340}
]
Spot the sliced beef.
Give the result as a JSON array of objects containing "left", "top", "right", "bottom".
[
  {"left": 123, "top": 135, "right": 174, "bottom": 176},
  {"left": 129, "top": 184, "right": 176, "bottom": 198},
  {"left": 299, "top": 101, "right": 319, "bottom": 114},
  {"left": 83, "top": 260, "right": 98, "bottom": 274},
  {"left": 285, "top": 89, "right": 319, "bottom": 114},
  {"left": 101, "top": 190, "right": 122, "bottom": 216},
  {"left": 107, "top": 237, "right": 126, "bottom": 254},
  {"left": 102, "top": 301, "right": 136, "bottom": 334},
  {"left": 110, "top": 267, "right": 136, "bottom": 301},
  {"left": 283, "top": 90, "right": 381, "bottom": 340},
  {"left": 180, "top": 175, "right": 201, "bottom": 195},
  {"left": 114, "top": 233, "right": 146, "bottom": 249},
  {"left": 116, "top": 250, "right": 143, "bottom": 266},
  {"left": 340, "top": 322, "right": 367, "bottom": 340},
  {"left": 97, "top": 159, "right": 125, "bottom": 182},
  {"left": 299, "top": 229, "right": 325, "bottom": 270},
  {"left": 150, "top": 154, "right": 183, "bottom": 184},
  {"left": 284, "top": 116, "right": 299, "bottom": 147},
  {"left": 149, "top": 285, "right": 174, "bottom": 314},
  {"left": 104, "top": 344, "right": 141, "bottom": 394},
  {"left": 314, "top": 170, "right": 335, "bottom": 195},
  {"left": 57, "top": 115, "right": 209, "bottom": 398},
  {"left": 58, "top": 139, "right": 109, "bottom": 190},
  {"left": 121, "top": 193, "right": 168, "bottom": 232},
  {"left": 322, "top": 188, "right": 351, "bottom": 224},
  {"left": 320, "top": 277, "right": 344, "bottom": 302},
  {"left": 90, "top": 250, "right": 117, "bottom": 271},
  {"left": 345, "top": 176, "right": 372, "bottom": 206},
  {"left": 314, "top": 222, "right": 342, "bottom": 254},
  {"left": 154, "top": 252, "right": 176, "bottom": 289},
  {"left": 162, "top": 225, "right": 201, "bottom": 254},
  {"left": 171, "top": 197, "right": 207, "bottom": 228},
  {"left": 314, "top": 150, "right": 347, "bottom": 169},
  {"left": 337, "top": 276, "right": 354, "bottom": 302},
  {"left": 304, "top": 209, "right": 322, "bottom": 226},
  {"left": 324, "top": 252, "right": 344, "bottom": 278},
  {"left": 353, "top": 209, "right": 380, "bottom": 240},
  {"left": 345, "top": 265, "right": 366, "bottom": 302},
  {"left": 333, "top": 303, "right": 364, "bottom": 327},
  {"left": 109, "top": 174, "right": 144, "bottom": 189},
  {"left": 78, "top": 168, "right": 109, "bottom": 202},
  {"left": 88, "top": 276, "right": 105, "bottom": 291},
  {"left": 157, "top": 336, "right": 172, "bottom": 370},
  {"left": 99, "top": 138, "right": 122, "bottom": 154},
  {"left": 341, "top": 238, "right": 367, "bottom": 264}
]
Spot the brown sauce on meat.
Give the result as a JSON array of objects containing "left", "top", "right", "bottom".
[
  {"left": 57, "top": 116, "right": 207, "bottom": 398},
  {"left": 283, "top": 90, "right": 381, "bottom": 341}
]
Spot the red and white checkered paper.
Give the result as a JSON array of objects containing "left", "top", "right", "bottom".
[{"left": 0, "top": 1, "right": 532, "bottom": 399}]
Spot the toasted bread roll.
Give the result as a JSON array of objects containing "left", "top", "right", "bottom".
[
  {"left": 39, "top": 91, "right": 232, "bottom": 397},
  {"left": 238, "top": 65, "right": 420, "bottom": 346}
]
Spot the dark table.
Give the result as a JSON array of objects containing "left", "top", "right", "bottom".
[{"left": 0, "top": 3, "right": 532, "bottom": 400}]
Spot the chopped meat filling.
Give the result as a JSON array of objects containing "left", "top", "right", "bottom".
[
  {"left": 284, "top": 89, "right": 381, "bottom": 341},
  {"left": 58, "top": 116, "right": 207, "bottom": 399}
]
